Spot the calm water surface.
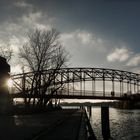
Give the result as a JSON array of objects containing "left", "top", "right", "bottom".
[{"left": 90, "top": 107, "right": 140, "bottom": 140}]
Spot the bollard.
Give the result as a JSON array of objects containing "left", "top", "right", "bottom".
[{"left": 101, "top": 106, "right": 110, "bottom": 140}]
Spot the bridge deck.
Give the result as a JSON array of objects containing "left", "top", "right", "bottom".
[{"left": 10, "top": 93, "right": 140, "bottom": 101}]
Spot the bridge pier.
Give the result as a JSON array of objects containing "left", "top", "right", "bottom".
[{"left": 101, "top": 106, "right": 110, "bottom": 140}]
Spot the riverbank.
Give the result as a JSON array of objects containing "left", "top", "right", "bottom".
[
  {"left": 60, "top": 101, "right": 140, "bottom": 109},
  {"left": 0, "top": 109, "right": 91, "bottom": 140}
]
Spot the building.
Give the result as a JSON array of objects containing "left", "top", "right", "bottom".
[{"left": 0, "top": 56, "right": 10, "bottom": 113}]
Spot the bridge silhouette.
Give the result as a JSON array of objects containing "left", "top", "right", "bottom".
[{"left": 9, "top": 67, "right": 140, "bottom": 102}]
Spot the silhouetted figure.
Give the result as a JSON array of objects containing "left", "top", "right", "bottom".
[
  {"left": 123, "top": 93, "right": 127, "bottom": 98},
  {"left": 0, "top": 56, "right": 10, "bottom": 113},
  {"left": 111, "top": 91, "right": 115, "bottom": 97}
]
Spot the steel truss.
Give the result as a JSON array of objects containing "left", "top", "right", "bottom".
[{"left": 10, "top": 67, "right": 140, "bottom": 99}]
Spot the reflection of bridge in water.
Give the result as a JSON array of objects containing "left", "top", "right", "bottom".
[{"left": 10, "top": 68, "right": 140, "bottom": 101}]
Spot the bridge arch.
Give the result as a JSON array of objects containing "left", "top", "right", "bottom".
[{"left": 10, "top": 67, "right": 140, "bottom": 99}]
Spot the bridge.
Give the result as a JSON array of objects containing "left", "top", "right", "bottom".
[{"left": 9, "top": 67, "right": 140, "bottom": 103}]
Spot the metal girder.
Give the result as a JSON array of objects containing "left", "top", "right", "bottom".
[{"left": 10, "top": 67, "right": 140, "bottom": 96}]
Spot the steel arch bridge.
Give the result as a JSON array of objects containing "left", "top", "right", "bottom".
[{"left": 10, "top": 67, "right": 140, "bottom": 100}]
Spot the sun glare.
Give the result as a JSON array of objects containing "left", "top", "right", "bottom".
[{"left": 7, "top": 79, "right": 13, "bottom": 88}]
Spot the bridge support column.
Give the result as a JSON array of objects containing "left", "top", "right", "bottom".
[
  {"left": 122, "top": 81, "right": 124, "bottom": 95},
  {"left": 67, "top": 71, "right": 69, "bottom": 95},
  {"left": 73, "top": 73, "right": 74, "bottom": 95},
  {"left": 102, "top": 70, "right": 105, "bottom": 97},
  {"left": 84, "top": 72, "right": 86, "bottom": 96},
  {"left": 137, "top": 80, "right": 139, "bottom": 93},
  {"left": 80, "top": 80, "right": 82, "bottom": 96},
  {"left": 67, "top": 83, "right": 69, "bottom": 95},
  {"left": 92, "top": 79, "right": 95, "bottom": 95},
  {"left": 79, "top": 69, "right": 82, "bottom": 96},
  {"left": 120, "top": 80, "right": 124, "bottom": 97},
  {"left": 127, "top": 82, "right": 129, "bottom": 93},
  {"left": 22, "top": 74, "right": 27, "bottom": 106},
  {"left": 60, "top": 72, "right": 63, "bottom": 95},
  {"left": 112, "top": 80, "right": 115, "bottom": 93},
  {"left": 134, "top": 83, "right": 136, "bottom": 94},
  {"left": 120, "top": 81, "right": 122, "bottom": 96},
  {"left": 92, "top": 70, "right": 96, "bottom": 95},
  {"left": 103, "top": 78, "right": 105, "bottom": 97},
  {"left": 130, "top": 80, "right": 132, "bottom": 94}
]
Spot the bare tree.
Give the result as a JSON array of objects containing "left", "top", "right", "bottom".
[{"left": 19, "top": 28, "right": 68, "bottom": 107}]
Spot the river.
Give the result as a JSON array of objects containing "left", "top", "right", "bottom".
[{"left": 90, "top": 107, "right": 140, "bottom": 140}]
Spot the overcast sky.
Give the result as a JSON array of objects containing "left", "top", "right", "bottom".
[{"left": 1, "top": 0, "right": 140, "bottom": 73}]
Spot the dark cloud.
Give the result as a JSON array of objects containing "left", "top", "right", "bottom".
[
  {"left": 0, "top": 0, "right": 140, "bottom": 72},
  {"left": 21, "top": 0, "right": 140, "bottom": 51},
  {"left": 0, "top": 1, "right": 24, "bottom": 24}
]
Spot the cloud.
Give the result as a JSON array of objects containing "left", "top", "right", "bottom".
[
  {"left": 9, "top": 36, "right": 27, "bottom": 53},
  {"left": 21, "top": 11, "right": 49, "bottom": 30},
  {"left": 14, "top": 1, "right": 33, "bottom": 9},
  {"left": 61, "top": 30, "right": 106, "bottom": 51},
  {"left": 60, "top": 30, "right": 117, "bottom": 67},
  {"left": 0, "top": 2, "right": 56, "bottom": 69},
  {"left": 0, "top": 0, "right": 139, "bottom": 73},
  {"left": 127, "top": 55, "right": 140, "bottom": 66},
  {"left": 130, "top": 67, "right": 140, "bottom": 74},
  {"left": 107, "top": 47, "right": 130, "bottom": 62},
  {"left": 77, "top": 31, "right": 92, "bottom": 44},
  {"left": 0, "top": 3, "right": 54, "bottom": 52}
]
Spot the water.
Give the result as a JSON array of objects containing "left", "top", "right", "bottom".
[{"left": 90, "top": 107, "right": 140, "bottom": 140}]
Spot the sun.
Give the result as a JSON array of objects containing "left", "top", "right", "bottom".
[{"left": 7, "top": 79, "right": 13, "bottom": 88}]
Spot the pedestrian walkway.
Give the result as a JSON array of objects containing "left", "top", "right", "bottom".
[
  {"left": 0, "top": 109, "right": 88, "bottom": 140},
  {"left": 32, "top": 110, "right": 87, "bottom": 140}
]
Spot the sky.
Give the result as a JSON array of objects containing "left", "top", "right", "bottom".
[{"left": 1, "top": 0, "right": 140, "bottom": 74}]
